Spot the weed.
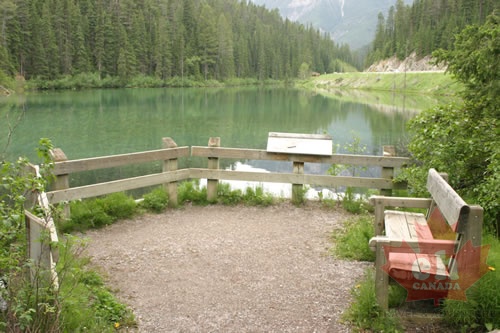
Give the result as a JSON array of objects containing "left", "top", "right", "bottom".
[
  {"left": 343, "top": 268, "right": 403, "bottom": 332},
  {"left": 57, "top": 236, "right": 136, "bottom": 332},
  {"left": 217, "top": 183, "right": 243, "bottom": 205},
  {"left": 442, "top": 234, "right": 500, "bottom": 332},
  {"left": 331, "top": 215, "right": 375, "bottom": 262},
  {"left": 140, "top": 187, "right": 169, "bottom": 212},
  {"left": 242, "top": 186, "right": 274, "bottom": 206},
  {"left": 291, "top": 185, "right": 308, "bottom": 206},
  {"left": 178, "top": 180, "right": 208, "bottom": 205},
  {"left": 59, "top": 192, "right": 136, "bottom": 233}
]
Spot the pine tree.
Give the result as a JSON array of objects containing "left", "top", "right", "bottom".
[
  {"left": 216, "top": 13, "right": 235, "bottom": 80},
  {"left": 198, "top": 4, "right": 217, "bottom": 80}
]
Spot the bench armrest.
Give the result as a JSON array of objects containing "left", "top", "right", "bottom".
[{"left": 369, "top": 195, "right": 433, "bottom": 209}]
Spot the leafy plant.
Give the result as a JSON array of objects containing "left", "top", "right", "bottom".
[
  {"left": 408, "top": 13, "right": 500, "bottom": 235},
  {"left": 331, "top": 215, "right": 375, "bottom": 262},
  {"left": 140, "top": 187, "right": 169, "bottom": 213},
  {"left": 343, "top": 268, "right": 402, "bottom": 332},
  {"left": 291, "top": 185, "right": 308, "bottom": 206},
  {"left": 178, "top": 180, "right": 208, "bottom": 205},
  {"left": 217, "top": 183, "right": 243, "bottom": 206},
  {"left": 442, "top": 234, "right": 500, "bottom": 332},
  {"left": 242, "top": 186, "right": 274, "bottom": 207},
  {"left": 57, "top": 236, "right": 136, "bottom": 332},
  {"left": 327, "top": 132, "right": 371, "bottom": 213},
  {"left": 60, "top": 192, "right": 136, "bottom": 233},
  {"left": 0, "top": 139, "right": 59, "bottom": 331}
]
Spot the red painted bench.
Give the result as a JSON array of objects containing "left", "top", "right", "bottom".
[{"left": 369, "top": 168, "right": 483, "bottom": 309}]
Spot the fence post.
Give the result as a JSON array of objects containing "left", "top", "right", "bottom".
[
  {"left": 292, "top": 161, "right": 305, "bottom": 203},
  {"left": 49, "top": 148, "right": 70, "bottom": 220},
  {"left": 162, "top": 137, "right": 178, "bottom": 207},
  {"left": 207, "top": 137, "right": 220, "bottom": 202},
  {"left": 381, "top": 145, "right": 395, "bottom": 196}
]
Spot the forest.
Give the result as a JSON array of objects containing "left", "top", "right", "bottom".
[
  {"left": 0, "top": 0, "right": 358, "bottom": 84},
  {"left": 367, "top": 0, "right": 498, "bottom": 64}
]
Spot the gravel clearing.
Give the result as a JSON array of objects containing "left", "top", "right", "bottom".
[{"left": 83, "top": 202, "right": 370, "bottom": 332}]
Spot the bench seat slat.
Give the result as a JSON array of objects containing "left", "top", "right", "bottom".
[{"left": 384, "top": 210, "right": 433, "bottom": 241}]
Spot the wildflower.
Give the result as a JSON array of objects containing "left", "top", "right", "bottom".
[{"left": 114, "top": 322, "right": 120, "bottom": 329}]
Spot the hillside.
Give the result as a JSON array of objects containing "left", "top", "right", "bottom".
[
  {"left": 367, "top": 0, "right": 499, "bottom": 64},
  {"left": 0, "top": 0, "right": 349, "bottom": 84},
  {"left": 249, "top": 0, "right": 413, "bottom": 49}
]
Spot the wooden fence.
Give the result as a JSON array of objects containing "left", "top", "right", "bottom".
[
  {"left": 24, "top": 135, "right": 409, "bottom": 285},
  {"left": 24, "top": 164, "right": 59, "bottom": 289},
  {"left": 46, "top": 136, "right": 410, "bottom": 209}
]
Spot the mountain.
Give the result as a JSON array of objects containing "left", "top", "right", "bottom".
[{"left": 248, "top": 0, "right": 414, "bottom": 49}]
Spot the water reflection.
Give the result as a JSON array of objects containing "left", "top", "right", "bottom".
[{"left": 0, "top": 87, "right": 453, "bottom": 192}]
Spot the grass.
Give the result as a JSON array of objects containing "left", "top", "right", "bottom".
[
  {"left": 57, "top": 183, "right": 499, "bottom": 332},
  {"left": 442, "top": 233, "right": 500, "bottom": 332},
  {"left": 57, "top": 236, "right": 136, "bottom": 332},
  {"left": 342, "top": 268, "right": 403, "bottom": 332},
  {"left": 305, "top": 71, "right": 462, "bottom": 95},
  {"left": 331, "top": 215, "right": 375, "bottom": 262},
  {"left": 58, "top": 181, "right": 276, "bottom": 234},
  {"left": 300, "top": 71, "right": 463, "bottom": 113}
]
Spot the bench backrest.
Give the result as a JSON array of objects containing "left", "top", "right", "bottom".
[
  {"left": 426, "top": 168, "right": 469, "bottom": 232},
  {"left": 426, "top": 168, "right": 483, "bottom": 247}
]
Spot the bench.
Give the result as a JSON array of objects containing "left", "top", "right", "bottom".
[{"left": 369, "top": 168, "right": 483, "bottom": 309}]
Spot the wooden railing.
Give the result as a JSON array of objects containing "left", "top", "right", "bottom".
[
  {"left": 24, "top": 164, "right": 59, "bottom": 289},
  {"left": 46, "top": 137, "right": 410, "bottom": 212}
]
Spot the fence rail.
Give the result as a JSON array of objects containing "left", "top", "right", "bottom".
[
  {"left": 45, "top": 136, "right": 410, "bottom": 209},
  {"left": 25, "top": 164, "right": 59, "bottom": 289},
  {"left": 24, "top": 135, "right": 410, "bottom": 287}
]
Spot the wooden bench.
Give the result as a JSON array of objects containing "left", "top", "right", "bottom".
[{"left": 369, "top": 168, "right": 483, "bottom": 309}]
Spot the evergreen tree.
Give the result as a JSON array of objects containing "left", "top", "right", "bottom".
[
  {"left": 216, "top": 13, "right": 235, "bottom": 80},
  {"left": 198, "top": 4, "right": 217, "bottom": 80}
]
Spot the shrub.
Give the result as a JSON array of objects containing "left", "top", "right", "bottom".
[
  {"left": 442, "top": 234, "right": 500, "bottom": 332},
  {"left": 243, "top": 186, "right": 274, "bottom": 206},
  {"left": 141, "top": 187, "right": 169, "bottom": 212},
  {"left": 178, "top": 180, "right": 208, "bottom": 205},
  {"left": 100, "top": 192, "right": 136, "bottom": 220},
  {"left": 61, "top": 193, "right": 136, "bottom": 233},
  {"left": 343, "top": 268, "right": 402, "bottom": 332},
  {"left": 217, "top": 183, "right": 243, "bottom": 205},
  {"left": 331, "top": 215, "right": 375, "bottom": 262},
  {"left": 291, "top": 185, "right": 307, "bottom": 206},
  {"left": 57, "top": 236, "right": 136, "bottom": 332}
]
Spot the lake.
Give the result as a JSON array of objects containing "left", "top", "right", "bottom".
[{"left": 0, "top": 87, "right": 449, "bottom": 196}]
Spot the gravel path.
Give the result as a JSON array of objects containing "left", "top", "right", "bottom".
[{"left": 83, "top": 202, "right": 370, "bottom": 332}]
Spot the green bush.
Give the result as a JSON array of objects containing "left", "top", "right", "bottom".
[
  {"left": 178, "top": 180, "right": 208, "bottom": 205},
  {"left": 242, "top": 186, "right": 274, "bottom": 206},
  {"left": 58, "top": 236, "right": 136, "bottom": 332},
  {"left": 61, "top": 193, "right": 136, "bottom": 233},
  {"left": 1, "top": 141, "right": 135, "bottom": 332},
  {"left": 100, "top": 192, "right": 136, "bottom": 220},
  {"left": 343, "top": 268, "right": 402, "bottom": 332},
  {"left": 141, "top": 187, "right": 169, "bottom": 212},
  {"left": 442, "top": 234, "right": 500, "bottom": 332},
  {"left": 291, "top": 185, "right": 307, "bottom": 206},
  {"left": 331, "top": 215, "right": 375, "bottom": 262},
  {"left": 217, "top": 183, "right": 243, "bottom": 205}
]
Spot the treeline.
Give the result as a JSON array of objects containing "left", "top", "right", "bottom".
[
  {"left": 0, "top": 0, "right": 358, "bottom": 84},
  {"left": 367, "top": 0, "right": 499, "bottom": 64}
]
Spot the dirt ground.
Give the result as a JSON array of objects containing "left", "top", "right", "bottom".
[{"left": 83, "top": 202, "right": 372, "bottom": 332}]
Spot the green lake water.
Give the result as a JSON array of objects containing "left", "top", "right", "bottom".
[{"left": 0, "top": 87, "right": 449, "bottom": 193}]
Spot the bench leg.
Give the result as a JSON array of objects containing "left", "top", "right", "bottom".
[{"left": 375, "top": 242, "right": 389, "bottom": 310}]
